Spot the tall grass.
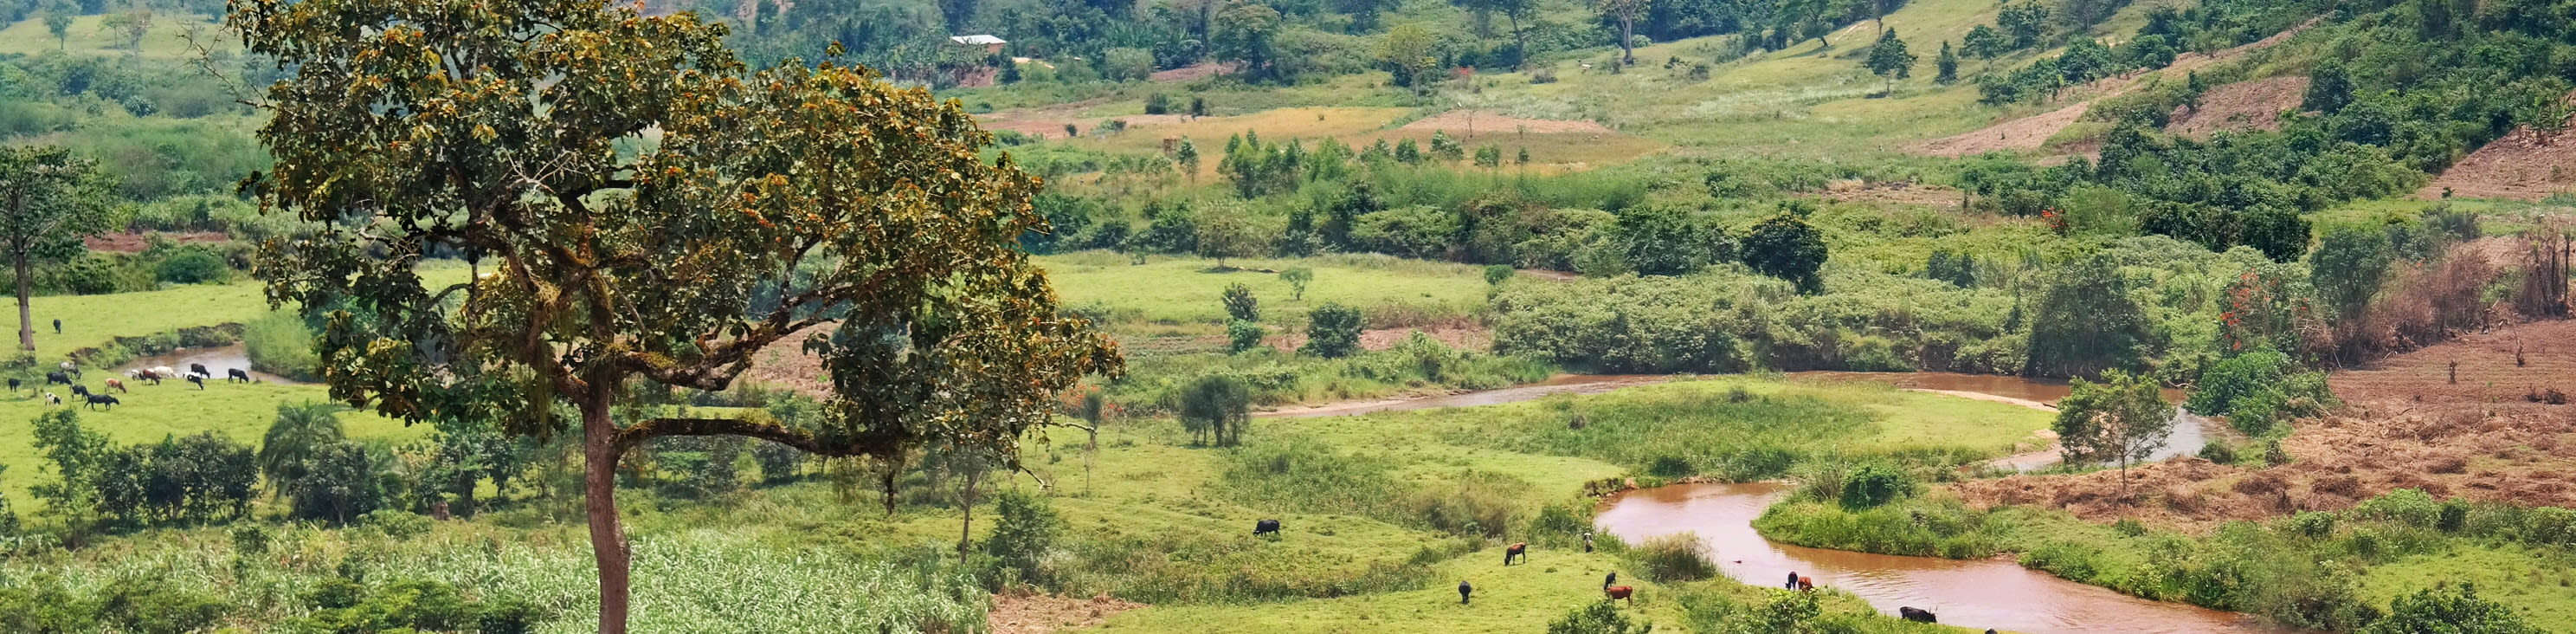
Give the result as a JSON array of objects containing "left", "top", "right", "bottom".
[{"left": 242, "top": 310, "right": 319, "bottom": 381}]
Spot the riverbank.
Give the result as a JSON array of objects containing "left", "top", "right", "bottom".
[{"left": 1598, "top": 482, "right": 2273, "bottom": 633}]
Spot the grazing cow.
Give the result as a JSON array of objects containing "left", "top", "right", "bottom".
[
  {"left": 69, "top": 385, "right": 89, "bottom": 398},
  {"left": 44, "top": 392, "right": 58, "bottom": 405},
  {"left": 84, "top": 394, "right": 119, "bottom": 410},
  {"left": 105, "top": 378, "right": 125, "bottom": 393},
  {"left": 151, "top": 366, "right": 175, "bottom": 378},
  {"left": 1897, "top": 607, "right": 1937, "bottom": 624},
  {"left": 59, "top": 360, "right": 77, "bottom": 378},
  {"left": 1582, "top": 531, "right": 1594, "bottom": 553},
  {"left": 5, "top": 378, "right": 16, "bottom": 394},
  {"left": 1797, "top": 576, "right": 1814, "bottom": 592},
  {"left": 189, "top": 363, "right": 209, "bottom": 377},
  {"left": 45, "top": 371, "right": 69, "bottom": 386},
  {"left": 1786, "top": 572, "right": 1800, "bottom": 590},
  {"left": 1459, "top": 579, "right": 1472, "bottom": 605},
  {"left": 51, "top": 319, "right": 59, "bottom": 334},
  {"left": 1254, "top": 519, "right": 1281, "bottom": 536},
  {"left": 227, "top": 368, "right": 252, "bottom": 383},
  {"left": 186, "top": 373, "right": 206, "bottom": 390},
  {"left": 1602, "top": 573, "right": 1633, "bottom": 606},
  {"left": 1504, "top": 542, "right": 1528, "bottom": 566},
  {"left": 129, "top": 368, "right": 163, "bottom": 385}
]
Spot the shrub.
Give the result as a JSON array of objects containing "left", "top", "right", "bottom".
[
  {"left": 152, "top": 247, "right": 227, "bottom": 284},
  {"left": 2196, "top": 442, "right": 2238, "bottom": 464},
  {"left": 1739, "top": 211, "right": 1826, "bottom": 290},
  {"left": 2186, "top": 349, "right": 2289, "bottom": 416},
  {"left": 982, "top": 490, "right": 1063, "bottom": 588},
  {"left": 2360, "top": 584, "right": 2541, "bottom": 634},
  {"left": 2287, "top": 511, "right": 2338, "bottom": 539},
  {"left": 1484, "top": 264, "right": 1514, "bottom": 285},
  {"left": 1300, "top": 303, "right": 1363, "bottom": 359},
  {"left": 360, "top": 508, "right": 433, "bottom": 540},
  {"left": 242, "top": 310, "right": 319, "bottom": 380},
  {"left": 1227, "top": 320, "right": 1266, "bottom": 353},
  {"left": 1143, "top": 93, "right": 1174, "bottom": 114},
  {"left": 1838, "top": 463, "right": 1911, "bottom": 509},
  {"left": 281, "top": 441, "right": 388, "bottom": 524},
  {"left": 1220, "top": 282, "right": 1259, "bottom": 322},
  {"left": 2355, "top": 488, "right": 2441, "bottom": 529},
  {"left": 98, "top": 576, "right": 225, "bottom": 634},
  {"left": 1177, "top": 374, "right": 1251, "bottom": 446},
  {"left": 1630, "top": 533, "right": 1716, "bottom": 582},
  {"left": 1549, "top": 599, "right": 1649, "bottom": 634}
]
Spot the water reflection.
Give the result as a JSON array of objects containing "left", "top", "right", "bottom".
[{"left": 1594, "top": 482, "right": 2275, "bottom": 634}]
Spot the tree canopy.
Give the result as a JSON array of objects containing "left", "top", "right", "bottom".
[{"left": 227, "top": 0, "right": 1120, "bottom": 630}]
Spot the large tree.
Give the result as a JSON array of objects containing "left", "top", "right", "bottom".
[
  {"left": 225, "top": 1, "right": 1121, "bottom": 631},
  {"left": 1595, "top": 0, "right": 1646, "bottom": 65},
  {"left": 0, "top": 146, "right": 114, "bottom": 352}
]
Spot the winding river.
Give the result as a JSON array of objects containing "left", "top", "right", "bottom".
[
  {"left": 1593, "top": 482, "right": 2273, "bottom": 633},
  {"left": 1263, "top": 371, "right": 2273, "bottom": 632}
]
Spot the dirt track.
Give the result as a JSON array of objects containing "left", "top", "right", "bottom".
[
  {"left": 989, "top": 592, "right": 1143, "bottom": 634},
  {"left": 1952, "top": 319, "right": 2576, "bottom": 531}
]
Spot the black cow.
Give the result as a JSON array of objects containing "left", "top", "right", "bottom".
[
  {"left": 84, "top": 394, "right": 119, "bottom": 410},
  {"left": 189, "top": 363, "right": 209, "bottom": 377},
  {"left": 69, "top": 385, "right": 89, "bottom": 398},
  {"left": 1897, "top": 607, "right": 1937, "bottom": 624},
  {"left": 1458, "top": 579, "right": 1472, "bottom": 605},
  {"left": 186, "top": 374, "right": 206, "bottom": 390},
  {"left": 51, "top": 319, "right": 60, "bottom": 334},
  {"left": 227, "top": 368, "right": 252, "bottom": 383},
  {"left": 1254, "top": 519, "right": 1281, "bottom": 536},
  {"left": 5, "top": 378, "right": 16, "bottom": 394},
  {"left": 45, "top": 372, "right": 69, "bottom": 385}
]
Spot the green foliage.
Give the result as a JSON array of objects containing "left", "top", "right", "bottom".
[
  {"left": 2025, "top": 253, "right": 2152, "bottom": 378},
  {"left": 1838, "top": 463, "right": 1911, "bottom": 509},
  {"left": 1739, "top": 211, "right": 1826, "bottom": 290},
  {"left": 1278, "top": 267, "right": 1312, "bottom": 300},
  {"left": 150, "top": 247, "right": 226, "bottom": 284},
  {"left": 1630, "top": 532, "right": 1716, "bottom": 582},
  {"left": 2186, "top": 349, "right": 2289, "bottom": 416},
  {"left": 1220, "top": 282, "right": 1259, "bottom": 322},
  {"left": 1227, "top": 319, "right": 1267, "bottom": 353},
  {"left": 1549, "top": 599, "right": 1650, "bottom": 634},
  {"left": 2053, "top": 369, "right": 2174, "bottom": 469},
  {"left": 1935, "top": 40, "right": 1958, "bottom": 83},
  {"left": 279, "top": 441, "right": 387, "bottom": 524},
  {"left": 2360, "top": 584, "right": 2542, "bottom": 634},
  {"left": 260, "top": 401, "right": 347, "bottom": 488},
  {"left": 1484, "top": 264, "right": 1514, "bottom": 286},
  {"left": 1299, "top": 303, "right": 1362, "bottom": 359},
  {"left": 982, "top": 490, "right": 1064, "bottom": 588},
  {"left": 2355, "top": 488, "right": 2443, "bottom": 530},
  {"left": 1178, "top": 374, "right": 1251, "bottom": 446},
  {"left": 1864, "top": 29, "right": 1916, "bottom": 87},
  {"left": 242, "top": 310, "right": 320, "bottom": 381}
]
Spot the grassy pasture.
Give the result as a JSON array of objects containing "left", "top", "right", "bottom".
[
  {"left": 0, "top": 14, "right": 236, "bottom": 60},
  {"left": 1039, "top": 252, "right": 1491, "bottom": 333}
]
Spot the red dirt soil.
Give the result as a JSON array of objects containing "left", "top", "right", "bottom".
[
  {"left": 989, "top": 592, "right": 1144, "bottom": 634},
  {"left": 2165, "top": 76, "right": 2307, "bottom": 139},
  {"left": 1952, "top": 319, "right": 2576, "bottom": 531},
  {"left": 2418, "top": 116, "right": 2576, "bottom": 200},
  {"left": 84, "top": 231, "right": 229, "bottom": 253}
]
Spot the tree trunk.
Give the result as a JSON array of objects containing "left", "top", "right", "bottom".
[
  {"left": 583, "top": 398, "right": 634, "bottom": 634},
  {"left": 957, "top": 468, "right": 982, "bottom": 563},
  {"left": 16, "top": 250, "right": 33, "bottom": 351},
  {"left": 1508, "top": 11, "right": 1528, "bottom": 70},
  {"left": 1620, "top": 17, "right": 1635, "bottom": 64}
]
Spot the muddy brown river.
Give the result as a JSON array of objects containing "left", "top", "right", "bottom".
[{"left": 1595, "top": 482, "right": 2275, "bottom": 633}]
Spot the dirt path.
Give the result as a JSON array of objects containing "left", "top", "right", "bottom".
[{"left": 989, "top": 592, "right": 1143, "bottom": 634}]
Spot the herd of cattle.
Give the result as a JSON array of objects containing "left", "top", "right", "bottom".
[{"left": 8, "top": 360, "right": 256, "bottom": 410}]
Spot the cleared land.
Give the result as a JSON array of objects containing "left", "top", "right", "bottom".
[
  {"left": 2418, "top": 118, "right": 2576, "bottom": 200},
  {"left": 1951, "top": 319, "right": 2576, "bottom": 530}
]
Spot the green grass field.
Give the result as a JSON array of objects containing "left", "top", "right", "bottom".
[
  {"left": 0, "top": 14, "right": 236, "bottom": 60},
  {"left": 1039, "top": 252, "right": 1492, "bottom": 333}
]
